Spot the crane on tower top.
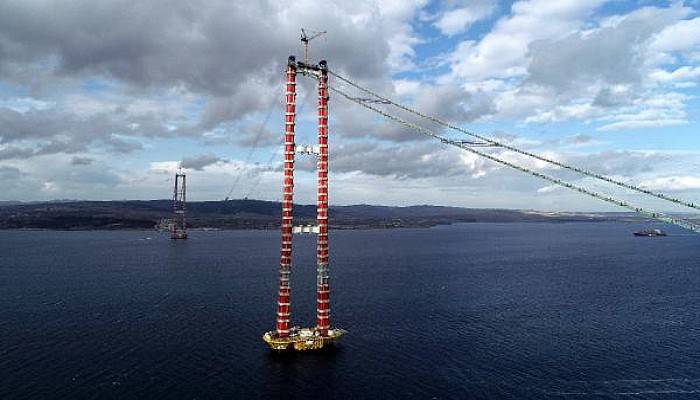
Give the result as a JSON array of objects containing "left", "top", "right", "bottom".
[{"left": 300, "top": 28, "right": 326, "bottom": 65}]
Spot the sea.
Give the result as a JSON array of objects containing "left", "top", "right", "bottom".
[{"left": 1, "top": 222, "right": 699, "bottom": 399}]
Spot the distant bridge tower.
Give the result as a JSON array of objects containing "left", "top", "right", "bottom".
[
  {"left": 262, "top": 55, "right": 345, "bottom": 351},
  {"left": 171, "top": 170, "right": 188, "bottom": 240}
]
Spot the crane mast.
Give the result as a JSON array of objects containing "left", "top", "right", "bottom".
[{"left": 300, "top": 28, "right": 326, "bottom": 65}]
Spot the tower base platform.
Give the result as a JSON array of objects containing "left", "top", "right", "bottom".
[{"left": 263, "top": 327, "right": 347, "bottom": 351}]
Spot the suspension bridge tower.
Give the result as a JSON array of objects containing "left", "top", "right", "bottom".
[
  {"left": 171, "top": 170, "right": 188, "bottom": 240},
  {"left": 262, "top": 55, "right": 346, "bottom": 351}
]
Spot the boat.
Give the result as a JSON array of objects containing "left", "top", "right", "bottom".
[{"left": 633, "top": 229, "right": 667, "bottom": 237}]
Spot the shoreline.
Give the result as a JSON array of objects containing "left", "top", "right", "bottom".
[{"left": 0, "top": 219, "right": 650, "bottom": 232}]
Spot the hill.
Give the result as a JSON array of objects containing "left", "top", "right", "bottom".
[{"left": 0, "top": 199, "right": 639, "bottom": 230}]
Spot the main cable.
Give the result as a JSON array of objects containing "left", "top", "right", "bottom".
[
  {"left": 328, "top": 70, "right": 700, "bottom": 213},
  {"left": 224, "top": 103, "right": 275, "bottom": 200},
  {"left": 329, "top": 84, "right": 700, "bottom": 234}
]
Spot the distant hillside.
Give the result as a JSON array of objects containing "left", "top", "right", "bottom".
[{"left": 0, "top": 199, "right": 643, "bottom": 230}]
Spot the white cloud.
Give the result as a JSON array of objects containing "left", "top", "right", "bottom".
[
  {"left": 41, "top": 181, "right": 59, "bottom": 193},
  {"left": 640, "top": 176, "right": 700, "bottom": 192},
  {"left": 598, "top": 118, "right": 688, "bottom": 131},
  {"left": 433, "top": 0, "right": 497, "bottom": 36},
  {"left": 537, "top": 184, "right": 561, "bottom": 193},
  {"left": 597, "top": 92, "right": 689, "bottom": 131},
  {"left": 446, "top": 0, "right": 607, "bottom": 82},
  {"left": 462, "top": 3, "right": 700, "bottom": 131},
  {"left": 393, "top": 79, "right": 422, "bottom": 98},
  {"left": 525, "top": 102, "right": 602, "bottom": 124},
  {"left": 376, "top": 0, "right": 429, "bottom": 72},
  {"left": 649, "top": 66, "right": 700, "bottom": 82},
  {"left": 0, "top": 97, "right": 53, "bottom": 113},
  {"left": 649, "top": 16, "right": 700, "bottom": 53},
  {"left": 149, "top": 161, "right": 180, "bottom": 174}
]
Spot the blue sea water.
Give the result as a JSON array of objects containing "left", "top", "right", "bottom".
[{"left": 1, "top": 222, "right": 700, "bottom": 399}]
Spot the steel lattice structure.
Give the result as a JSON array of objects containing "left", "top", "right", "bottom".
[{"left": 171, "top": 171, "right": 188, "bottom": 240}]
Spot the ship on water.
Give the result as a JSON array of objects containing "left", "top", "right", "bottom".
[{"left": 634, "top": 229, "right": 668, "bottom": 237}]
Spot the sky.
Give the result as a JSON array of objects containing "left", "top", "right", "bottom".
[{"left": 1, "top": 0, "right": 700, "bottom": 212}]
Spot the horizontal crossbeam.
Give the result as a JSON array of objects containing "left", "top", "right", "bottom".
[
  {"left": 295, "top": 144, "right": 320, "bottom": 155},
  {"left": 293, "top": 225, "right": 320, "bottom": 234}
]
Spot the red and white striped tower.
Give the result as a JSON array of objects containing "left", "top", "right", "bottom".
[
  {"left": 264, "top": 55, "right": 345, "bottom": 351},
  {"left": 276, "top": 56, "right": 297, "bottom": 337},
  {"left": 315, "top": 60, "right": 331, "bottom": 335}
]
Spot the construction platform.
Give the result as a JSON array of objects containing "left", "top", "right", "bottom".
[
  {"left": 171, "top": 232, "right": 187, "bottom": 240},
  {"left": 263, "top": 327, "right": 347, "bottom": 351}
]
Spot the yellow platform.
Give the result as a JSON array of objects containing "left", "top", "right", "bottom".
[{"left": 263, "top": 327, "right": 347, "bottom": 351}]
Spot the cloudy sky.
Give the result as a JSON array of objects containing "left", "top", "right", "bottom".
[{"left": 1, "top": 0, "right": 700, "bottom": 211}]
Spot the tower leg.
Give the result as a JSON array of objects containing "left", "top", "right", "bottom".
[
  {"left": 276, "top": 57, "right": 297, "bottom": 338},
  {"left": 171, "top": 172, "right": 187, "bottom": 240},
  {"left": 171, "top": 176, "right": 179, "bottom": 239},
  {"left": 316, "top": 61, "right": 330, "bottom": 336}
]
